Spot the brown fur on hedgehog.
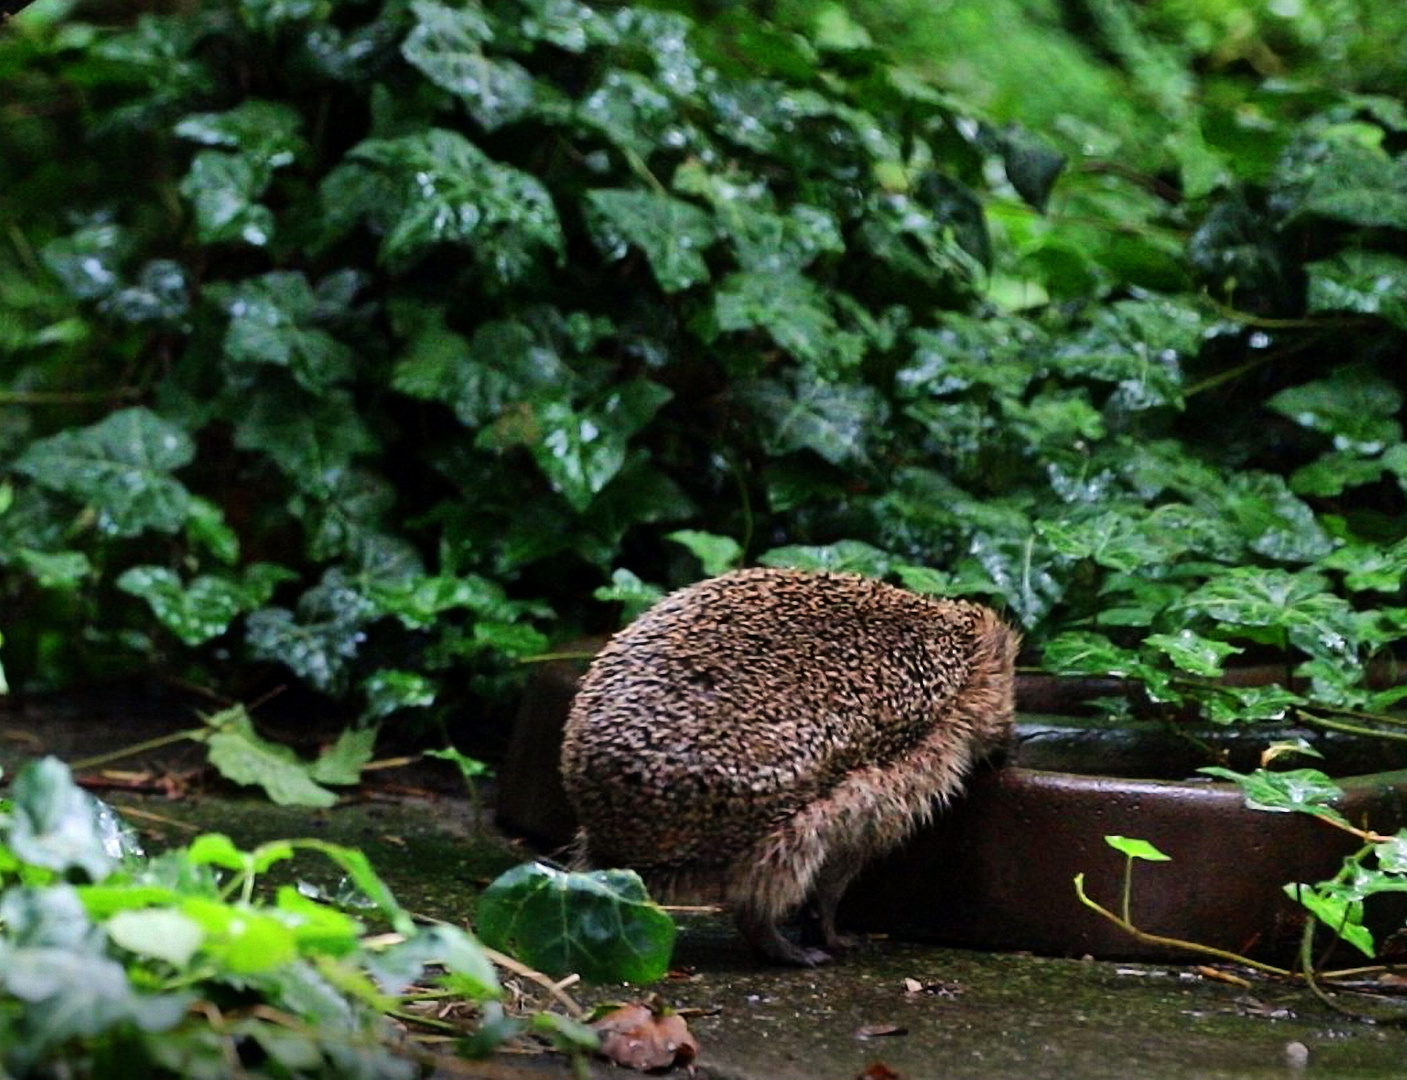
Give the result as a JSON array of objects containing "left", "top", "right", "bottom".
[{"left": 559, "top": 566, "right": 1019, "bottom": 966}]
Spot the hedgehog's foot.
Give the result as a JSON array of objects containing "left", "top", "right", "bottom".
[
  {"left": 800, "top": 905, "right": 863, "bottom": 955},
  {"left": 799, "top": 857, "right": 865, "bottom": 955},
  {"left": 736, "top": 907, "right": 834, "bottom": 967}
]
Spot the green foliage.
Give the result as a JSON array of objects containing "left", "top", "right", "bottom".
[
  {"left": 0, "top": 0, "right": 1405, "bottom": 761},
  {"left": 477, "top": 863, "right": 676, "bottom": 985},
  {"left": 0, "top": 757, "right": 538, "bottom": 1076}
]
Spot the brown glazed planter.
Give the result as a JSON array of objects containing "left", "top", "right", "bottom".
[{"left": 497, "top": 652, "right": 1407, "bottom": 962}]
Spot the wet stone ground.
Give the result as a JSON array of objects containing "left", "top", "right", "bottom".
[
  {"left": 6, "top": 691, "right": 1407, "bottom": 1079},
  {"left": 99, "top": 790, "right": 1407, "bottom": 1080}
]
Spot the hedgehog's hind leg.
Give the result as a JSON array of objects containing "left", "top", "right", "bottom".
[
  {"left": 729, "top": 808, "right": 836, "bottom": 966},
  {"left": 735, "top": 906, "right": 833, "bottom": 966},
  {"left": 799, "top": 857, "right": 865, "bottom": 955}
]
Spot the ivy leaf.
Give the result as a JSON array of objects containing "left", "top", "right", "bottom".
[
  {"left": 1143, "top": 629, "right": 1242, "bottom": 678},
  {"left": 401, "top": 0, "right": 538, "bottom": 131},
  {"left": 1037, "top": 511, "right": 1185, "bottom": 573},
  {"left": 1286, "top": 883, "right": 1374, "bottom": 957},
  {"left": 667, "top": 530, "right": 742, "bottom": 577},
  {"left": 1041, "top": 631, "right": 1144, "bottom": 678},
  {"left": 1319, "top": 540, "right": 1407, "bottom": 593},
  {"left": 6, "top": 758, "right": 118, "bottom": 882},
  {"left": 233, "top": 388, "right": 379, "bottom": 495},
  {"left": 585, "top": 189, "right": 715, "bottom": 293},
  {"left": 360, "top": 670, "right": 437, "bottom": 721},
  {"left": 740, "top": 372, "right": 886, "bottom": 466},
  {"left": 117, "top": 564, "right": 294, "bottom": 646},
  {"left": 481, "top": 380, "right": 672, "bottom": 511},
  {"left": 1200, "top": 683, "right": 1304, "bottom": 725},
  {"left": 714, "top": 270, "right": 838, "bottom": 367},
  {"left": 997, "top": 125, "right": 1066, "bottom": 213},
  {"left": 476, "top": 863, "right": 676, "bottom": 984},
  {"left": 178, "top": 151, "right": 275, "bottom": 246},
  {"left": 308, "top": 725, "right": 378, "bottom": 786},
  {"left": 1198, "top": 766, "right": 1349, "bottom": 827},
  {"left": 175, "top": 99, "right": 306, "bottom": 170},
  {"left": 201, "top": 707, "right": 338, "bottom": 808},
  {"left": 13, "top": 407, "right": 195, "bottom": 537},
  {"left": 592, "top": 568, "right": 664, "bottom": 622},
  {"left": 758, "top": 540, "right": 894, "bottom": 577},
  {"left": 1267, "top": 366, "right": 1404, "bottom": 455},
  {"left": 217, "top": 272, "right": 356, "bottom": 393},
  {"left": 1104, "top": 836, "right": 1170, "bottom": 862},
  {"left": 340, "top": 129, "right": 563, "bottom": 280}
]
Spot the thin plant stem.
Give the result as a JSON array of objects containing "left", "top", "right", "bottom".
[{"left": 69, "top": 727, "right": 207, "bottom": 772}]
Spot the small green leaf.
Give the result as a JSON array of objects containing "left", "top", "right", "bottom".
[
  {"left": 758, "top": 540, "right": 894, "bottom": 577},
  {"left": 476, "top": 863, "right": 675, "bottom": 984},
  {"left": 1104, "top": 836, "right": 1170, "bottom": 862},
  {"left": 1267, "top": 366, "right": 1403, "bottom": 454},
  {"left": 667, "top": 530, "right": 742, "bottom": 576},
  {"left": 593, "top": 568, "right": 664, "bottom": 622},
  {"left": 1285, "top": 883, "right": 1374, "bottom": 957},
  {"left": 402, "top": 0, "right": 537, "bottom": 131},
  {"left": 6, "top": 758, "right": 118, "bottom": 882},
  {"left": 106, "top": 908, "right": 205, "bottom": 967},
  {"left": 179, "top": 151, "right": 275, "bottom": 246},
  {"left": 361, "top": 670, "right": 437, "bottom": 721}
]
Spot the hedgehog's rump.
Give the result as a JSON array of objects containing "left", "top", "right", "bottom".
[{"left": 559, "top": 567, "right": 1019, "bottom": 964}]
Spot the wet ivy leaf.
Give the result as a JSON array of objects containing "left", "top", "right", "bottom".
[
  {"left": 402, "top": 0, "right": 539, "bottom": 131},
  {"left": 202, "top": 708, "right": 339, "bottom": 808},
  {"left": 391, "top": 311, "right": 568, "bottom": 427},
  {"left": 360, "top": 670, "right": 437, "bottom": 721},
  {"left": 216, "top": 272, "right": 355, "bottom": 393},
  {"left": 593, "top": 567, "right": 664, "bottom": 622},
  {"left": 1374, "top": 831, "right": 1407, "bottom": 874},
  {"left": 1286, "top": 884, "right": 1373, "bottom": 956},
  {"left": 6, "top": 758, "right": 118, "bottom": 882},
  {"left": 1281, "top": 137, "right": 1407, "bottom": 230},
  {"left": 667, "top": 529, "right": 742, "bottom": 576},
  {"left": 482, "top": 380, "right": 672, "bottom": 511},
  {"left": 895, "top": 564, "right": 956, "bottom": 595},
  {"left": 41, "top": 223, "right": 129, "bottom": 301},
  {"left": 476, "top": 863, "right": 675, "bottom": 984},
  {"left": 103, "top": 259, "right": 189, "bottom": 324},
  {"left": 0, "top": 888, "right": 191, "bottom": 1042},
  {"left": 1319, "top": 539, "right": 1407, "bottom": 593},
  {"left": 1041, "top": 631, "right": 1144, "bottom": 679},
  {"left": 16, "top": 549, "right": 92, "bottom": 590},
  {"left": 1267, "top": 366, "right": 1403, "bottom": 455},
  {"left": 1143, "top": 629, "right": 1242, "bottom": 677},
  {"left": 371, "top": 923, "right": 500, "bottom": 1001},
  {"left": 740, "top": 372, "right": 885, "bottom": 466},
  {"left": 179, "top": 151, "right": 275, "bottom": 246},
  {"left": 758, "top": 540, "right": 895, "bottom": 577},
  {"left": 1198, "top": 766, "right": 1349, "bottom": 827},
  {"left": 341, "top": 129, "right": 563, "bottom": 279},
  {"left": 519, "top": 0, "right": 617, "bottom": 50},
  {"left": 13, "top": 407, "right": 195, "bottom": 537},
  {"left": 175, "top": 99, "right": 306, "bottom": 170},
  {"left": 1200, "top": 683, "right": 1304, "bottom": 725},
  {"left": 116, "top": 563, "right": 293, "bottom": 646},
  {"left": 586, "top": 189, "right": 714, "bottom": 293},
  {"left": 714, "top": 270, "right": 838, "bottom": 366},
  {"left": 233, "top": 388, "right": 379, "bottom": 494},
  {"left": 245, "top": 573, "right": 376, "bottom": 694},
  {"left": 1037, "top": 511, "right": 1184, "bottom": 573},
  {"left": 1290, "top": 450, "right": 1386, "bottom": 497},
  {"left": 1104, "top": 836, "right": 1170, "bottom": 862},
  {"left": 1306, "top": 250, "right": 1407, "bottom": 330}
]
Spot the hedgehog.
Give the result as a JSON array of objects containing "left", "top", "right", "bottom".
[{"left": 559, "top": 566, "right": 1020, "bottom": 966}]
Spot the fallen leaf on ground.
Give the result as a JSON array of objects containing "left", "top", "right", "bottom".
[
  {"left": 591, "top": 1001, "right": 699, "bottom": 1071},
  {"left": 857, "top": 1063, "right": 904, "bottom": 1079},
  {"left": 855, "top": 1023, "right": 906, "bottom": 1038}
]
